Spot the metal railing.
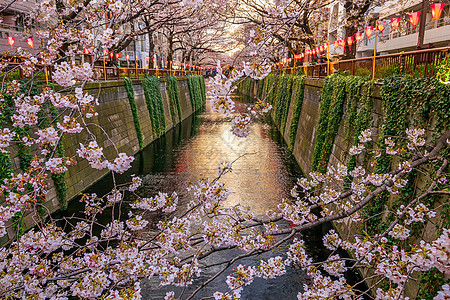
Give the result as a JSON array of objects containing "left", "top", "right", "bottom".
[
  {"left": 282, "top": 46, "right": 449, "bottom": 79},
  {"left": 96, "top": 67, "right": 200, "bottom": 80},
  {"left": 0, "top": 62, "right": 201, "bottom": 84}
]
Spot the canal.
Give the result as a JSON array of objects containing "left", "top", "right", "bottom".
[{"left": 62, "top": 90, "right": 360, "bottom": 299}]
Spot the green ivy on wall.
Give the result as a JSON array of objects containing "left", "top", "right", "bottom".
[
  {"left": 365, "top": 75, "right": 449, "bottom": 298},
  {"left": 199, "top": 76, "right": 206, "bottom": 104},
  {"left": 280, "top": 76, "right": 294, "bottom": 134},
  {"left": 312, "top": 74, "right": 347, "bottom": 173},
  {"left": 345, "top": 80, "right": 374, "bottom": 176},
  {"left": 187, "top": 75, "right": 204, "bottom": 111},
  {"left": 142, "top": 76, "right": 166, "bottom": 137},
  {"left": 343, "top": 76, "right": 367, "bottom": 143},
  {"left": 0, "top": 90, "right": 13, "bottom": 181},
  {"left": 238, "top": 77, "right": 253, "bottom": 103},
  {"left": 257, "top": 78, "right": 265, "bottom": 100},
  {"left": 244, "top": 77, "right": 252, "bottom": 100},
  {"left": 187, "top": 76, "right": 196, "bottom": 110},
  {"left": 265, "top": 73, "right": 277, "bottom": 105},
  {"left": 273, "top": 75, "right": 288, "bottom": 126},
  {"left": 124, "top": 78, "right": 144, "bottom": 150},
  {"left": 288, "top": 75, "right": 306, "bottom": 151},
  {"left": 166, "top": 75, "right": 183, "bottom": 123}
]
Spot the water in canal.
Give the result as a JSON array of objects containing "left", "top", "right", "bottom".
[{"left": 63, "top": 91, "right": 362, "bottom": 299}]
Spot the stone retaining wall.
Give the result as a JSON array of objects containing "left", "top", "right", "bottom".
[
  {"left": 1, "top": 77, "right": 203, "bottom": 243},
  {"left": 241, "top": 76, "right": 447, "bottom": 299}
]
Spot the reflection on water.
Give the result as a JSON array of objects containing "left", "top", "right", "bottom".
[
  {"left": 145, "top": 99, "right": 301, "bottom": 215},
  {"left": 62, "top": 90, "right": 365, "bottom": 299}
]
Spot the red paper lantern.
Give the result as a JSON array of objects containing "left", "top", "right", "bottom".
[
  {"left": 109, "top": 52, "right": 114, "bottom": 58},
  {"left": 355, "top": 32, "right": 363, "bottom": 43},
  {"left": 376, "top": 20, "right": 386, "bottom": 33},
  {"left": 319, "top": 45, "right": 324, "bottom": 53},
  {"left": 347, "top": 36, "right": 354, "bottom": 46},
  {"left": 126, "top": 54, "right": 130, "bottom": 60},
  {"left": 323, "top": 42, "right": 329, "bottom": 50},
  {"left": 83, "top": 48, "right": 89, "bottom": 54},
  {"left": 340, "top": 39, "right": 346, "bottom": 47},
  {"left": 390, "top": 18, "right": 401, "bottom": 31},
  {"left": 26, "top": 38, "right": 34, "bottom": 48},
  {"left": 115, "top": 53, "right": 120, "bottom": 59},
  {"left": 334, "top": 40, "right": 339, "bottom": 48},
  {"left": 409, "top": 11, "right": 421, "bottom": 28},
  {"left": 431, "top": 3, "right": 445, "bottom": 20},
  {"left": 6, "top": 36, "right": 15, "bottom": 47},
  {"left": 365, "top": 26, "right": 374, "bottom": 38},
  {"left": 103, "top": 49, "right": 108, "bottom": 55}
]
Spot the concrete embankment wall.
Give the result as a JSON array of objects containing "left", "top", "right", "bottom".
[
  {"left": 240, "top": 75, "right": 448, "bottom": 299},
  {"left": 2, "top": 76, "right": 205, "bottom": 243},
  {"left": 241, "top": 76, "right": 378, "bottom": 173}
]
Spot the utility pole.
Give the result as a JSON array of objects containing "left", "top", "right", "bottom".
[{"left": 417, "top": 0, "right": 428, "bottom": 48}]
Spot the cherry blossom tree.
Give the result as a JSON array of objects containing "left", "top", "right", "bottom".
[{"left": 0, "top": 0, "right": 448, "bottom": 299}]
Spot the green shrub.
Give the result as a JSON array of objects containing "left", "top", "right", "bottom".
[
  {"left": 355, "top": 68, "right": 371, "bottom": 77},
  {"left": 436, "top": 59, "right": 450, "bottom": 84}
]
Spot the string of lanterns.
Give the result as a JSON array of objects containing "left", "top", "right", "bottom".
[
  {"left": 4, "top": 37, "right": 203, "bottom": 70},
  {"left": 272, "top": 2, "right": 445, "bottom": 67}
]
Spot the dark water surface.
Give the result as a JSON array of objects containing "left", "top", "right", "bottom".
[{"left": 63, "top": 90, "right": 363, "bottom": 299}]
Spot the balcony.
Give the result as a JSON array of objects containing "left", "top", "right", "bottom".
[{"left": 377, "top": 19, "right": 450, "bottom": 53}]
